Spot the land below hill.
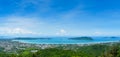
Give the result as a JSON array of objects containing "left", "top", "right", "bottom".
[{"left": 0, "top": 39, "right": 120, "bottom": 57}]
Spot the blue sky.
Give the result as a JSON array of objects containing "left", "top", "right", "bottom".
[{"left": 0, "top": 0, "right": 120, "bottom": 37}]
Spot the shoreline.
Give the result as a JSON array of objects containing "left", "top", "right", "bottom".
[
  {"left": 12, "top": 40, "right": 120, "bottom": 45},
  {"left": 1, "top": 39, "right": 120, "bottom": 53}
]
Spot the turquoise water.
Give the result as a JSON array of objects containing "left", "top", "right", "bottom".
[{"left": 12, "top": 37, "right": 120, "bottom": 44}]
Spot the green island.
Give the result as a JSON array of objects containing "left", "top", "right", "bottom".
[
  {"left": 104, "top": 37, "right": 119, "bottom": 38},
  {"left": 110, "top": 37, "right": 119, "bottom": 38},
  {"left": 69, "top": 37, "right": 93, "bottom": 40},
  {"left": 14, "top": 37, "right": 51, "bottom": 40},
  {"left": 0, "top": 39, "right": 120, "bottom": 57}
]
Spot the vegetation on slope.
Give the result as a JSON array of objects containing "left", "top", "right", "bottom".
[{"left": 1, "top": 42, "right": 120, "bottom": 57}]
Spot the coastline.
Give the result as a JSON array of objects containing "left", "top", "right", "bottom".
[
  {"left": 12, "top": 39, "right": 120, "bottom": 45},
  {"left": 1, "top": 39, "right": 120, "bottom": 56}
]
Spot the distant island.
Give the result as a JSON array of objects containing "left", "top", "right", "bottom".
[
  {"left": 110, "top": 37, "right": 119, "bottom": 38},
  {"left": 69, "top": 37, "right": 93, "bottom": 40},
  {"left": 14, "top": 37, "right": 51, "bottom": 40},
  {"left": 104, "top": 36, "right": 119, "bottom": 38}
]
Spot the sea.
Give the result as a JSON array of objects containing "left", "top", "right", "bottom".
[{"left": 12, "top": 37, "right": 120, "bottom": 44}]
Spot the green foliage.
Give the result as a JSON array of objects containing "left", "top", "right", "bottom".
[
  {"left": 101, "top": 44, "right": 120, "bottom": 57},
  {"left": 1, "top": 43, "right": 120, "bottom": 57}
]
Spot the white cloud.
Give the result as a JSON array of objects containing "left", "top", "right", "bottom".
[
  {"left": 5, "top": 16, "right": 43, "bottom": 27},
  {"left": 0, "top": 16, "right": 44, "bottom": 36},
  {"left": 56, "top": 29, "right": 67, "bottom": 36},
  {"left": 0, "top": 27, "right": 40, "bottom": 35},
  {"left": 93, "top": 31, "right": 113, "bottom": 36},
  {"left": 94, "top": 31, "right": 102, "bottom": 35},
  {"left": 9, "top": 28, "right": 32, "bottom": 34},
  {"left": 0, "top": 16, "right": 45, "bottom": 31}
]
